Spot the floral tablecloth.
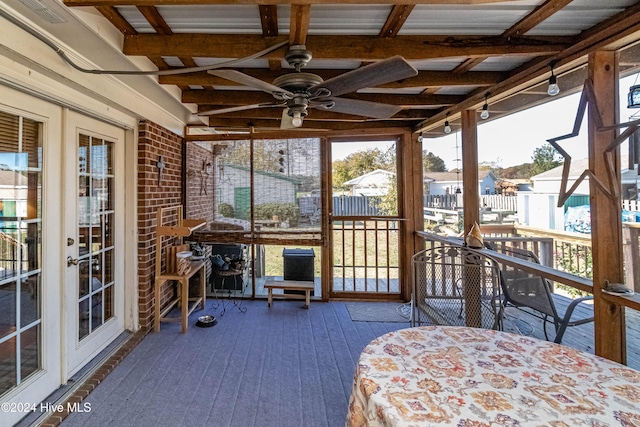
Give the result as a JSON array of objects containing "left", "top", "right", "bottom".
[{"left": 346, "top": 326, "right": 640, "bottom": 426}]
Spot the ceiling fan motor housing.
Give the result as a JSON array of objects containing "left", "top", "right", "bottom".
[
  {"left": 285, "top": 45, "right": 313, "bottom": 70},
  {"left": 287, "top": 95, "right": 310, "bottom": 118}
]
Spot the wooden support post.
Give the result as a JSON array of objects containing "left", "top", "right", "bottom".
[
  {"left": 402, "top": 130, "right": 423, "bottom": 301},
  {"left": 461, "top": 109, "right": 481, "bottom": 327},
  {"left": 461, "top": 110, "right": 480, "bottom": 231},
  {"left": 322, "top": 137, "right": 332, "bottom": 302},
  {"left": 589, "top": 50, "right": 626, "bottom": 363}
]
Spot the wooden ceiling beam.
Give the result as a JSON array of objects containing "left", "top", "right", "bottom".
[
  {"left": 259, "top": 5, "right": 278, "bottom": 37},
  {"left": 123, "top": 34, "right": 572, "bottom": 59},
  {"left": 379, "top": 5, "right": 415, "bottom": 38},
  {"left": 137, "top": 6, "right": 172, "bottom": 34},
  {"left": 182, "top": 89, "right": 465, "bottom": 106},
  {"left": 162, "top": 69, "right": 504, "bottom": 87},
  {"left": 502, "top": 0, "right": 573, "bottom": 38},
  {"left": 453, "top": 58, "right": 485, "bottom": 73},
  {"left": 290, "top": 4, "right": 311, "bottom": 45},
  {"left": 95, "top": 6, "right": 137, "bottom": 35}
]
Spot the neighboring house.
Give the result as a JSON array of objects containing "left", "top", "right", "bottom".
[
  {"left": 530, "top": 156, "right": 639, "bottom": 198},
  {"left": 424, "top": 170, "right": 498, "bottom": 196},
  {"left": 217, "top": 163, "right": 300, "bottom": 218},
  {"left": 343, "top": 169, "right": 395, "bottom": 196},
  {"left": 520, "top": 157, "right": 639, "bottom": 230}
]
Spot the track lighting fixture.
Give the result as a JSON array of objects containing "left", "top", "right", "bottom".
[
  {"left": 547, "top": 62, "right": 560, "bottom": 96},
  {"left": 480, "top": 93, "right": 489, "bottom": 120},
  {"left": 444, "top": 113, "right": 452, "bottom": 134}
]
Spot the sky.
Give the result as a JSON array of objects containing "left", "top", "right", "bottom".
[{"left": 332, "top": 74, "right": 640, "bottom": 170}]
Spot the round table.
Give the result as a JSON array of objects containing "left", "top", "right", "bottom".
[{"left": 346, "top": 326, "right": 640, "bottom": 426}]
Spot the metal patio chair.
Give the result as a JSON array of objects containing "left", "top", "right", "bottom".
[
  {"left": 492, "top": 245, "right": 594, "bottom": 344},
  {"left": 411, "top": 244, "right": 502, "bottom": 330}
]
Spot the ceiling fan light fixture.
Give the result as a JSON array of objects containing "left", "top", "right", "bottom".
[{"left": 291, "top": 111, "right": 303, "bottom": 127}]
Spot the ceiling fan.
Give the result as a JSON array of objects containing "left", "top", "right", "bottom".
[{"left": 199, "top": 45, "right": 418, "bottom": 128}]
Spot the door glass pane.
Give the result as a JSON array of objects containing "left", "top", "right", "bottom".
[
  {"left": 0, "top": 337, "right": 17, "bottom": 395},
  {"left": 79, "top": 134, "right": 89, "bottom": 174},
  {"left": 77, "top": 134, "right": 115, "bottom": 341},
  {"left": 104, "top": 249, "right": 114, "bottom": 285},
  {"left": 104, "top": 285, "right": 113, "bottom": 321},
  {"left": 0, "top": 282, "right": 17, "bottom": 329},
  {"left": 104, "top": 213, "right": 113, "bottom": 248},
  {"left": 78, "top": 298, "right": 89, "bottom": 340},
  {"left": 20, "top": 324, "right": 40, "bottom": 382},
  {"left": 78, "top": 258, "right": 90, "bottom": 298},
  {"left": 21, "top": 273, "right": 40, "bottom": 326},
  {"left": 91, "top": 292, "right": 103, "bottom": 330},
  {"left": 0, "top": 111, "right": 42, "bottom": 396}
]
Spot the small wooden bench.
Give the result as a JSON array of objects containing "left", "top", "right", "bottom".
[{"left": 264, "top": 280, "right": 314, "bottom": 309}]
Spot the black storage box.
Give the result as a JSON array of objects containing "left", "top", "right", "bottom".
[{"left": 283, "top": 248, "right": 315, "bottom": 296}]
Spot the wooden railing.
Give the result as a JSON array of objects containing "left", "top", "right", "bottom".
[
  {"left": 419, "top": 225, "right": 640, "bottom": 313},
  {"left": 482, "top": 223, "right": 640, "bottom": 289}
]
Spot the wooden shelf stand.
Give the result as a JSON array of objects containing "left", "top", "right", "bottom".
[{"left": 154, "top": 205, "right": 207, "bottom": 333}]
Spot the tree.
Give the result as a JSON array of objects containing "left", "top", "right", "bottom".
[
  {"left": 499, "top": 163, "right": 534, "bottom": 179},
  {"left": 423, "top": 151, "right": 446, "bottom": 172},
  {"left": 531, "top": 144, "right": 562, "bottom": 175}
]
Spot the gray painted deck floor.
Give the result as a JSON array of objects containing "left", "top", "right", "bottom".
[
  {"left": 59, "top": 297, "right": 640, "bottom": 427},
  {"left": 60, "top": 300, "right": 411, "bottom": 427}
]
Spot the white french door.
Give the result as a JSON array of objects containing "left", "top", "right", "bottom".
[
  {"left": 63, "top": 111, "right": 125, "bottom": 377},
  {"left": 0, "top": 86, "right": 61, "bottom": 425}
]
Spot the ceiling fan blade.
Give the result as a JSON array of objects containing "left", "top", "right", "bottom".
[
  {"left": 198, "top": 103, "right": 277, "bottom": 116},
  {"left": 317, "top": 98, "right": 402, "bottom": 119},
  {"left": 208, "top": 70, "right": 294, "bottom": 97},
  {"left": 310, "top": 56, "right": 418, "bottom": 98}
]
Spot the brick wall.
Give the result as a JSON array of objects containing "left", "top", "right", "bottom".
[
  {"left": 185, "top": 142, "right": 215, "bottom": 223},
  {"left": 137, "top": 120, "right": 184, "bottom": 331}
]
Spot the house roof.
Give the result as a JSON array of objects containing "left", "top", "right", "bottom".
[
  {"left": 0, "top": 169, "right": 28, "bottom": 187},
  {"left": 343, "top": 169, "right": 394, "bottom": 186},
  {"left": 424, "top": 170, "right": 495, "bottom": 183},
  {"left": 18, "top": 1, "right": 640, "bottom": 136},
  {"left": 531, "top": 156, "right": 633, "bottom": 181},
  {"left": 222, "top": 163, "right": 301, "bottom": 184}
]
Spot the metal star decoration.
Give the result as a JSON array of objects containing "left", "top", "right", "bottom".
[{"left": 547, "top": 78, "right": 640, "bottom": 207}]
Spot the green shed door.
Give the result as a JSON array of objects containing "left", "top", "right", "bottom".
[{"left": 234, "top": 187, "right": 251, "bottom": 220}]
